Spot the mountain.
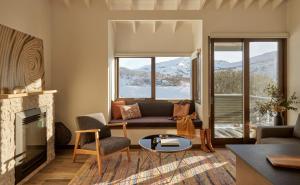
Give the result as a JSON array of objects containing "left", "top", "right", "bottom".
[
  {"left": 138, "top": 57, "right": 191, "bottom": 78},
  {"left": 120, "top": 51, "right": 278, "bottom": 86},
  {"left": 120, "top": 57, "right": 191, "bottom": 86},
  {"left": 215, "top": 51, "right": 278, "bottom": 79}
]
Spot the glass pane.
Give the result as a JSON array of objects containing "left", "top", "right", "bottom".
[
  {"left": 119, "top": 58, "right": 152, "bottom": 98},
  {"left": 155, "top": 57, "right": 191, "bottom": 99},
  {"left": 249, "top": 42, "right": 279, "bottom": 138},
  {"left": 214, "top": 42, "right": 244, "bottom": 138}
]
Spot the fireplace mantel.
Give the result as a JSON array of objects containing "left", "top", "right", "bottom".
[{"left": 0, "top": 90, "right": 57, "bottom": 99}]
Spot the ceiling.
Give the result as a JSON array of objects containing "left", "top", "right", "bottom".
[
  {"left": 110, "top": 20, "right": 201, "bottom": 34},
  {"left": 63, "top": 0, "right": 287, "bottom": 10}
]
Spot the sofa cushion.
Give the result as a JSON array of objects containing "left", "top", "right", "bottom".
[
  {"left": 293, "top": 114, "right": 300, "bottom": 138},
  {"left": 111, "top": 100, "right": 125, "bottom": 119},
  {"left": 120, "top": 103, "right": 142, "bottom": 120},
  {"left": 260, "top": 137, "right": 300, "bottom": 144},
  {"left": 109, "top": 116, "right": 202, "bottom": 128},
  {"left": 173, "top": 103, "right": 190, "bottom": 117},
  {"left": 138, "top": 102, "right": 173, "bottom": 117}
]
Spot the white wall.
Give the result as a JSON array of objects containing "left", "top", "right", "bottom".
[
  {"left": 114, "top": 21, "right": 196, "bottom": 56},
  {"left": 50, "top": 0, "right": 287, "bottom": 144},
  {"left": 287, "top": 0, "right": 300, "bottom": 125},
  {"left": 192, "top": 21, "right": 203, "bottom": 50},
  {"left": 0, "top": 0, "right": 52, "bottom": 89}
]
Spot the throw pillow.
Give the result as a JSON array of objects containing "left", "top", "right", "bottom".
[
  {"left": 120, "top": 103, "right": 142, "bottom": 120},
  {"left": 173, "top": 103, "right": 190, "bottom": 117},
  {"left": 111, "top": 100, "right": 125, "bottom": 119},
  {"left": 293, "top": 114, "right": 300, "bottom": 138}
]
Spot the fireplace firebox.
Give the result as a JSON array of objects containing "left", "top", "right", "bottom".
[{"left": 15, "top": 108, "right": 47, "bottom": 184}]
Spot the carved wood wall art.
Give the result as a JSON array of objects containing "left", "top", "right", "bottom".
[{"left": 0, "top": 24, "right": 45, "bottom": 93}]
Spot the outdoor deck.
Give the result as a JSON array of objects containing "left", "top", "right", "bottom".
[{"left": 214, "top": 94, "right": 273, "bottom": 139}]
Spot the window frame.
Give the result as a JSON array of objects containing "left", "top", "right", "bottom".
[
  {"left": 209, "top": 38, "right": 287, "bottom": 145},
  {"left": 115, "top": 56, "right": 197, "bottom": 101}
]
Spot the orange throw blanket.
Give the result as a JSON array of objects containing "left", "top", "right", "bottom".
[{"left": 176, "top": 112, "right": 197, "bottom": 139}]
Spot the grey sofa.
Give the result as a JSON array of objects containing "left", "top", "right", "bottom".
[
  {"left": 256, "top": 114, "right": 300, "bottom": 144},
  {"left": 109, "top": 101, "right": 202, "bottom": 128}
]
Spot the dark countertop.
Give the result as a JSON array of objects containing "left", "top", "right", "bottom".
[{"left": 227, "top": 144, "right": 300, "bottom": 185}]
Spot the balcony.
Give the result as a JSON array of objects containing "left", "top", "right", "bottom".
[{"left": 214, "top": 94, "right": 274, "bottom": 138}]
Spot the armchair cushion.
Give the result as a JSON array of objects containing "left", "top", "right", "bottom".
[
  {"left": 293, "top": 114, "right": 300, "bottom": 138},
  {"left": 81, "top": 137, "right": 130, "bottom": 155}
]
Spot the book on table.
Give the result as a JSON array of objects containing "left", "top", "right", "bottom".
[
  {"left": 267, "top": 155, "right": 300, "bottom": 169},
  {"left": 160, "top": 138, "right": 180, "bottom": 146}
]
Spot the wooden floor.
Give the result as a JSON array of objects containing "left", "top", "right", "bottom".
[
  {"left": 24, "top": 149, "right": 89, "bottom": 185},
  {"left": 215, "top": 127, "right": 256, "bottom": 138},
  {"left": 24, "top": 148, "right": 234, "bottom": 185}
]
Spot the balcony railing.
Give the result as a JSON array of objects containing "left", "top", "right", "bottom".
[{"left": 214, "top": 94, "right": 274, "bottom": 126}]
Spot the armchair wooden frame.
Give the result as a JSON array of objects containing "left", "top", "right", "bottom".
[{"left": 72, "top": 122, "right": 130, "bottom": 175}]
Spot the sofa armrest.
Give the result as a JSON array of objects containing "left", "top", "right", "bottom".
[{"left": 256, "top": 126, "right": 294, "bottom": 143}]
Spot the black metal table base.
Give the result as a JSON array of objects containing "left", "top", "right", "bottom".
[{"left": 138, "top": 149, "right": 189, "bottom": 183}]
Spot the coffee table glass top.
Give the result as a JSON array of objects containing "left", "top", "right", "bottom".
[{"left": 138, "top": 134, "right": 192, "bottom": 153}]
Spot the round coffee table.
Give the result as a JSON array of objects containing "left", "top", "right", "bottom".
[{"left": 138, "top": 134, "right": 192, "bottom": 182}]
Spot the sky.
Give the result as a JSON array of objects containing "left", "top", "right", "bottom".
[
  {"left": 119, "top": 42, "right": 278, "bottom": 67},
  {"left": 215, "top": 42, "right": 278, "bottom": 63}
]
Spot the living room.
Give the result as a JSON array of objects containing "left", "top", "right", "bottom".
[{"left": 0, "top": 0, "right": 300, "bottom": 184}]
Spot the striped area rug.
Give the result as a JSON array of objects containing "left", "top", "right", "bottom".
[{"left": 69, "top": 149, "right": 235, "bottom": 185}]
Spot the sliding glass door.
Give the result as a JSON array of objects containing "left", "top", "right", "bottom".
[
  {"left": 212, "top": 41, "right": 244, "bottom": 139},
  {"left": 210, "top": 39, "right": 285, "bottom": 143},
  {"left": 249, "top": 41, "right": 282, "bottom": 138}
]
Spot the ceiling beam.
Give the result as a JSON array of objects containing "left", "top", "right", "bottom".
[
  {"left": 152, "top": 21, "right": 156, "bottom": 33},
  {"left": 259, "top": 0, "right": 269, "bottom": 8},
  {"left": 199, "top": 0, "right": 207, "bottom": 10},
  {"left": 172, "top": 21, "right": 178, "bottom": 33},
  {"left": 272, "top": 0, "right": 284, "bottom": 9},
  {"left": 244, "top": 0, "right": 254, "bottom": 9},
  {"left": 130, "top": 0, "right": 135, "bottom": 10},
  {"left": 83, "top": 0, "right": 90, "bottom": 8},
  {"left": 176, "top": 0, "right": 182, "bottom": 10},
  {"left": 105, "top": 0, "right": 111, "bottom": 10},
  {"left": 152, "top": 21, "right": 161, "bottom": 33},
  {"left": 153, "top": 0, "right": 158, "bottom": 10},
  {"left": 230, "top": 0, "right": 239, "bottom": 9},
  {"left": 216, "top": 0, "right": 224, "bottom": 9},
  {"left": 132, "top": 21, "right": 137, "bottom": 33}
]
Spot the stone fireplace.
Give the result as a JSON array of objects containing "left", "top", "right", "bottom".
[{"left": 0, "top": 91, "right": 56, "bottom": 185}]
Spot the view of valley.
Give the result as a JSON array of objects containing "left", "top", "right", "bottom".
[{"left": 119, "top": 57, "right": 191, "bottom": 99}]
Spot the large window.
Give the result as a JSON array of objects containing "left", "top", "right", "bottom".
[
  {"left": 210, "top": 38, "right": 285, "bottom": 142},
  {"left": 118, "top": 58, "right": 152, "bottom": 98},
  {"left": 117, "top": 57, "right": 194, "bottom": 100},
  {"left": 156, "top": 57, "right": 191, "bottom": 99}
]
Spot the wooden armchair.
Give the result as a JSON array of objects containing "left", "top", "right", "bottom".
[{"left": 73, "top": 113, "right": 131, "bottom": 175}]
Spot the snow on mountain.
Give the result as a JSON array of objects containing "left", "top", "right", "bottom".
[
  {"left": 215, "top": 51, "right": 278, "bottom": 79},
  {"left": 137, "top": 57, "right": 191, "bottom": 77},
  {"left": 120, "top": 51, "right": 277, "bottom": 87}
]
